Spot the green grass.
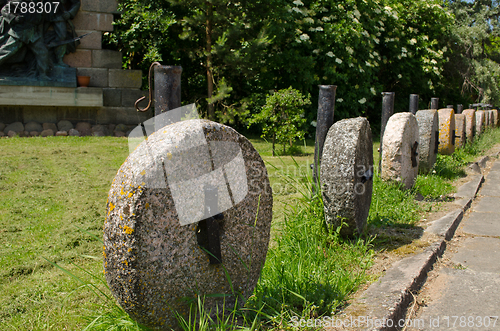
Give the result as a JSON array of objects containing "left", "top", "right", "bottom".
[
  {"left": 0, "top": 137, "right": 128, "bottom": 330},
  {"left": 1, "top": 126, "right": 500, "bottom": 330}
]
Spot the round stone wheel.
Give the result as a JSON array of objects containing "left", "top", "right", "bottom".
[
  {"left": 437, "top": 108, "right": 456, "bottom": 155},
  {"left": 455, "top": 114, "right": 466, "bottom": 148},
  {"left": 104, "top": 119, "right": 272, "bottom": 330},
  {"left": 485, "top": 111, "right": 491, "bottom": 127},
  {"left": 488, "top": 110, "right": 494, "bottom": 127},
  {"left": 415, "top": 109, "right": 439, "bottom": 174},
  {"left": 476, "top": 110, "right": 485, "bottom": 135},
  {"left": 320, "top": 117, "right": 373, "bottom": 237},
  {"left": 492, "top": 109, "right": 499, "bottom": 127},
  {"left": 462, "top": 109, "right": 476, "bottom": 142},
  {"left": 381, "top": 112, "right": 419, "bottom": 190}
]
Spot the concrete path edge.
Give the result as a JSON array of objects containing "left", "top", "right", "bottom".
[{"left": 350, "top": 172, "right": 485, "bottom": 331}]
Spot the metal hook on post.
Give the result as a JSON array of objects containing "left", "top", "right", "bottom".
[{"left": 135, "top": 61, "right": 162, "bottom": 112}]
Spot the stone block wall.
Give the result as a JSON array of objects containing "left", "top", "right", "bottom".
[{"left": 62, "top": 0, "right": 148, "bottom": 121}]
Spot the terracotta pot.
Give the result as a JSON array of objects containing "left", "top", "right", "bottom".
[{"left": 77, "top": 75, "right": 90, "bottom": 87}]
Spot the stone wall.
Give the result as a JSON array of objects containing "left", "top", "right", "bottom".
[{"left": 0, "top": 0, "right": 151, "bottom": 126}]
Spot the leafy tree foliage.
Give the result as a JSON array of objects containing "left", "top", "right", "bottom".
[
  {"left": 443, "top": 0, "right": 500, "bottom": 105},
  {"left": 106, "top": 0, "right": 499, "bottom": 136},
  {"left": 248, "top": 87, "right": 311, "bottom": 155}
]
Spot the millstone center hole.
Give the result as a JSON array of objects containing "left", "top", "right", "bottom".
[{"left": 196, "top": 214, "right": 225, "bottom": 264}]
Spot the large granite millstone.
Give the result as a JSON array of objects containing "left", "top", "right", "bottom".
[
  {"left": 437, "top": 108, "right": 456, "bottom": 155},
  {"left": 455, "top": 114, "right": 467, "bottom": 148},
  {"left": 462, "top": 109, "right": 476, "bottom": 142},
  {"left": 381, "top": 113, "right": 419, "bottom": 190},
  {"left": 476, "top": 110, "right": 485, "bottom": 136},
  {"left": 320, "top": 117, "right": 373, "bottom": 237},
  {"left": 415, "top": 109, "right": 439, "bottom": 174},
  {"left": 103, "top": 119, "right": 272, "bottom": 330}
]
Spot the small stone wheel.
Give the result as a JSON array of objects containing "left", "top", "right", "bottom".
[
  {"left": 381, "top": 112, "right": 419, "bottom": 190},
  {"left": 103, "top": 119, "right": 272, "bottom": 330},
  {"left": 462, "top": 109, "right": 476, "bottom": 142},
  {"left": 415, "top": 109, "right": 439, "bottom": 174},
  {"left": 492, "top": 109, "right": 499, "bottom": 127},
  {"left": 455, "top": 114, "right": 467, "bottom": 148},
  {"left": 437, "top": 108, "right": 456, "bottom": 155},
  {"left": 476, "top": 110, "right": 485, "bottom": 135},
  {"left": 320, "top": 117, "right": 373, "bottom": 237}
]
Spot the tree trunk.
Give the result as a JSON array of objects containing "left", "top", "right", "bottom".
[{"left": 206, "top": 2, "right": 214, "bottom": 120}]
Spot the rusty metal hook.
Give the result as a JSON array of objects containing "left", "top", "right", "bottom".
[{"left": 135, "top": 62, "right": 162, "bottom": 112}]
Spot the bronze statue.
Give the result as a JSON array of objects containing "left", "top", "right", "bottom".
[
  {"left": 0, "top": 0, "right": 81, "bottom": 82},
  {"left": 47, "top": 0, "right": 80, "bottom": 67},
  {"left": 0, "top": 0, "right": 50, "bottom": 80}
]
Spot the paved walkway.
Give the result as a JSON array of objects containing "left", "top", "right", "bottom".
[{"left": 408, "top": 160, "right": 500, "bottom": 330}]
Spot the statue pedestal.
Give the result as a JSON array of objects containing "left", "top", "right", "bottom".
[
  {"left": 0, "top": 85, "right": 102, "bottom": 107},
  {"left": 0, "top": 67, "right": 77, "bottom": 88}
]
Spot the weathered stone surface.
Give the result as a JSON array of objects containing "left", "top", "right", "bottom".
[
  {"left": 108, "top": 69, "right": 142, "bottom": 89},
  {"left": 454, "top": 114, "right": 466, "bottom": 148},
  {"left": 69, "top": 129, "right": 80, "bottom": 137},
  {"left": 381, "top": 112, "right": 419, "bottom": 190},
  {"left": 75, "top": 30, "right": 102, "bottom": 50},
  {"left": 43, "top": 123, "right": 58, "bottom": 132},
  {"left": 320, "top": 117, "right": 373, "bottom": 237},
  {"left": 76, "top": 68, "right": 109, "bottom": 87},
  {"left": 30, "top": 131, "right": 40, "bottom": 137},
  {"left": 0, "top": 131, "right": 6, "bottom": 137},
  {"left": 76, "top": 122, "right": 92, "bottom": 136},
  {"left": 19, "top": 131, "right": 29, "bottom": 137},
  {"left": 492, "top": 109, "right": 499, "bottom": 127},
  {"left": 56, "top": 131, "right": 68, "bottom": 137},
  {"left": 72, "top": 12, "right": 114, "bottom": 31},
  {"left": 92, "top": 131, "right": 105, "bottom": 137},
  {"left": 415, "top": 109, "right": 439, "bottom": 174},
  {"left": 103, "top": 88, "right": 122, "bottom": 107},
  {"left": 104, "top": 120, "right": 272, "bottom": 330},
  {"left": 92, "top": 50, "right": 122, "bottom": 69},
  {"left": 0, "top": 86, "right": 103, "bottom": 107},
  {"left": 0, "top": 123, "right": 5, "bottom": 131},
  {"left": 4, "top": 122, "right": 24, "bottom": 134},
  {"left": 115, "top": 123, "right": 128, "bottom": 132},
  {"left": 41, "top": 129, "right": 54, "bottom": 137},
  {"left": 7, "top": 130, "right": 17, "bottom": 137},
  {"left": 438, "top": 108, "right": 456, "bottom": 155},
  {"left": 121, "top": 89, "right": 148, "bottom": 108},
  {"left": 92, "top": 125, "right": 109, "bottom": 136},
  {"left": 81, "top": 0, "right": 118, "bottom": 13},
  {"left": 58, "top": 120, "right": 74, "bottom": 132},
  {"left": 476, "top": 110, "right": 485, "bottom": 135},
  {"left": 485, "top": 110, "right": 491, "bottom": 127},
  {"left": 63, "top": 49, "right": 92, "bottom": 68},
  {"left": 114, "top": 131, "right": 126, "bottom": 137},
  {"left": 108, "top": 124, "right": 116, "bottom": 132},
  {"left": 25, "top": 121, "right": 43, "bottom": 132},
  {"left": 462, "top": 109, "right": 476, "bottom": 142}
]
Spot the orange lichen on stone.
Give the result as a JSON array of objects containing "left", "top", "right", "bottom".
[
  {"left": 109, "top": 203, "right": 115, "bottom": 211},
  {"left": 123, "top": 225, "right": 134, "bottom": 234}
]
